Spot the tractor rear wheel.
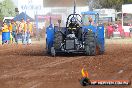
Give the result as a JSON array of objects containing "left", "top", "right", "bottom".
[
  {"left": 85, "top": 32, "right": 96, "bottom": 56},
  {"left": 54, "top": 32, "right": 63, "bottom": 50}
]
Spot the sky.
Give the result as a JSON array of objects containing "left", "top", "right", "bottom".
[
  {"left": 0, "top": 0, "right": 3, "bottom": 2},
  {"left": 11, "top": 0, "right": 44, "bottom": 18},
  {"left": 11, "top": 0, "right": 18, "bottom": 7},
  {"left": 11, "top": 0, "right": 43, "bottom": 7}
]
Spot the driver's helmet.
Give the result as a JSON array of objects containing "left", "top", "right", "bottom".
[
  {"left": 68, "top": 18, "right": 77, "bottom": 31},
  {"left": 70, "top": 17, "right": 76, "bottom": 23}
]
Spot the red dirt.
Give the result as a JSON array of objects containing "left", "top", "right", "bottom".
[{"left": 0, "top": 43, "right": 131, "bottom": 88}]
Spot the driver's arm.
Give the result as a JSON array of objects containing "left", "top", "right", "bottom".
[{"left": 68, "top": 22, "right": 73, "bottom": 30}]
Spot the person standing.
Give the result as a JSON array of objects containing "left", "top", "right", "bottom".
[
  {"left": 1, "top": 22, "right": 10, "bottom": 44},
  {"left": 25, "top": 19, "right": 33, "bottom": 44},
  {"left": 9, "top": 20, "right": 18, "bottom": 44},
  {"left": 8, "top": 20, "right": 13, "bottom": 43},
  {"left": 2, "top": 22, "right": 9, "bottom": 32},
  {"left": 19, "top": 18, "right": 26, "bottom": 44}
]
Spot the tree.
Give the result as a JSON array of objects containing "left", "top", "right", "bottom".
[
  {"left": 2, "top": 0, "right": 16, "bottom": 16},
  {"left": 91, "top": 0, "right": 132, "bottom": 11},
  {"left": 0, "top": 0, "right": 16, "bottom": 21},
  {"left": 98, "top": 0, "right": 123, "bottom": 11},
  {"left": 0, "top": 2, "right": 5, "bottom": 21},
  {"left": 124, "top": 0, "right": 132, "bottom": 4}
]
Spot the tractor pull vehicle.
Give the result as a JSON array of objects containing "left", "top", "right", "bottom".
[{"left": 46, "top": 1, "right": 105, "bottom": 56}]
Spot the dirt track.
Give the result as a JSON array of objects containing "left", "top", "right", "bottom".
[{"left": 0, "top": 39, "right": 132, "bottom": 88}]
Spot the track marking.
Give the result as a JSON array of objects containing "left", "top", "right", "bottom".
[
  {"left": 0, "top": 70, "right": 34, "bottom": 79},
  {"left": 51, "top": 69, "right": 66, "bottom": 76},
  {"left": 21, "top": 57, "right": 83, "bottom": 78},
  {"left": 30, "top": 82, "right": 43, "bottom": 88},
  {"left": 0, "top": 59, "right": 64, "bottom": 78},
  {"left": 0, "top": 44, "right": 40, "bottom": 52},
  {"left": 19, "top": 81, "right": 42, "bottom": 88},
  {"left": 0, "top": 57, "right": 83, "bottom": 79},
  {"left": 45, "top": 58, "right": 80, "bottom": 68}
]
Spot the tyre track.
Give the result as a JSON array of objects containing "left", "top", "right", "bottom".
[
  {"left": 17, "top": 57, "right": 83, "bottom": 78},
  {"left": 19, "top": 81, "right": 43, "bottom": 88},
  {"left": 18, "top": 57, "right": 83, "bottom": 88},
  {"left": 0, "top": 44, "right": 41, "bottom": 53},
  {"left": 0, "top": 58, "right": 65, "bottom": 78},
  {"left": 0, "top": 57, "right": 83, "bottom": 79}
]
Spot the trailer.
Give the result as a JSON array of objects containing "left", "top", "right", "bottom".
[{"left": 122, "top": 4, "right": 132, "bottom": 37}]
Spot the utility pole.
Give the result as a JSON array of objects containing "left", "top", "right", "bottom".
[{"left": 73, "top": 0, "right": 76, "bottom": 14}]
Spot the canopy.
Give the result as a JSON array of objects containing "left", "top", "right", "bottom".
[{"left": 13, "top": 12, "right": 34, "bottom": 21}]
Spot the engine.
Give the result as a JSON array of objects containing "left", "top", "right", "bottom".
[{"left": 65, "top": 32, "right": 82, "bottom": 50}]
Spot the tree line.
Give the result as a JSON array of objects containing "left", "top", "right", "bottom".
[
  {"left": 0, "top": 0, "right": 16, "bottom": 21},
  {"left": 90, "top": 0, "right": 132, "bottom": 11}
]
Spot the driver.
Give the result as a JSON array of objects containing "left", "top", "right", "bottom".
[
  {"left": 88, "top": 16, "right": 93, "bottom": 24},
  {"left": 69, "top": 18, "right": 76, "bottom": 29},
  {"left": 68, "top": 18, "right": 80, "bottom": 33},
  {"left": 67, "top": 18, "right": 81, "bottom": 39}
]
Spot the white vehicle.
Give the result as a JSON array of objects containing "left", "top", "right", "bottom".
[
  {"left": 122, "top": 4, "right": 132, "bottom": 37},
  {"left": 3, "top": 17, "right": 14, "bottom": 25},
  {"left": 94, "top": 9, "right": 116, "bottom": 22}
]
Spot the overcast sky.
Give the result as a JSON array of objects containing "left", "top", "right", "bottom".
[
  {"left": 11, "top": 0, "right": 18, "bottom": 7},
  {"left": 0, "top": 0, "right": 4, "bottom": 2},
  {"left": 11, "top": 0, "right": 44, "bottom": 18}
]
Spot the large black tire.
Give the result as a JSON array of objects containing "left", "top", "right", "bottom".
[
  {"left": 54, "top": 32, "right": 63, "bottom": 50},
  {"left": 85, "top": 32, "right": 96, "bottom": 56},
  {"left": 46, "top": 41, "right": 50, "bottom": 54},
  {"left": 51, "top": 47, "right": 56, "bottom": 56},
  {"left": 46, "top": 38, "right": 52, "bottom": 54}
]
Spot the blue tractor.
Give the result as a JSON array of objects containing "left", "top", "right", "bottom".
[
  {"left": 46, "top": 3, "right": 105, "bottom": 56},
  {"left": 81, "top": 11, "right": 105, "bottom": 55}
]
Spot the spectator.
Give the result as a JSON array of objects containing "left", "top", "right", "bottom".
[
  {"left": 19, "top": 18, "right": 26, "bottom": 44},
  {"left": 2, "top": 22, "right": 9, "bottom": 32},
  {"left": 9, "top": 20, "right": 18, "bottom": 44},
  {"left": 1, "top": 22, "right": 10, "bottom": 44},
  {"left": 25, "top": 19, "right": 33, "bottom": 44}
]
